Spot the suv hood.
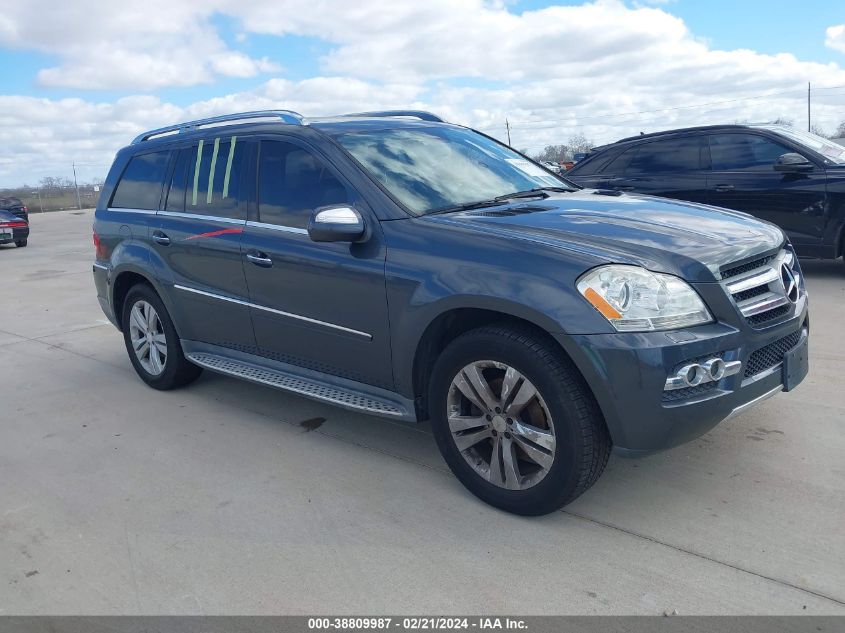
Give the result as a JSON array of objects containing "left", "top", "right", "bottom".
[{"left": 430, "top": 190, "right": 785, "bottom": 282}]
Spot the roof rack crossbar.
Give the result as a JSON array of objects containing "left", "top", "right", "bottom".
[
  {"left": 342, "top": 110, "right": 444, "bottom": 122},
  {"left": 131, "top": 110, "right": 305, "bottom": 144}
]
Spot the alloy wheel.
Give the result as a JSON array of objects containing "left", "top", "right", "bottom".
[
  {"left": 128, "top": 300, "right": 167, "bottom": 376},
  {"left": 446, "top": 361, "right": 556, "bottom": 490}
]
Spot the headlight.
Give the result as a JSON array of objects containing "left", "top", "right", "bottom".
[{"left": 576, "top": 265, "right": 713, "bottom": 332}]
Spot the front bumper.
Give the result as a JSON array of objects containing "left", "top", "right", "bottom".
[{"left": 557, "top": 294, "right": 808, "bottom": 455}]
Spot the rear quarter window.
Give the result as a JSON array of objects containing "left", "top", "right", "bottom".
[{"left": 110, "top": 150, "right": 170, "bottom": 210}]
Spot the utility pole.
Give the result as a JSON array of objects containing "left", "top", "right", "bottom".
[
  {"left": 505, "top": 119, "right": 512, "bottom": 146},
  {"left": 72, "top": 161, "right": 82, "bottom": 209},
  {"left": 808, "top": 82, "right": 811, "bottom": 132}
]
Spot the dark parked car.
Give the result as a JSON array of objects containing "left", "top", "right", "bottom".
[
  {"left": 93, "top": 111, "right": 808, "bottom": 515},
  {"left": 0, "top": 209, "right": 29, "bottom": 247},
  {"left": 0, "top": 197, "right": 29, "bottom": 222},
  {"left": 567, "top": 124, "right": 845, "bottom": 263}
]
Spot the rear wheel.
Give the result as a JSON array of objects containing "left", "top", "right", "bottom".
[
  {"left": 428, "top": 325, "right": 611, "bottom": 515},
  {"left": 122, "top": 284, "right": 202, "bottom": 390},
  {"left": 15, "top": 239, "right": 26, "bottom": 247}
]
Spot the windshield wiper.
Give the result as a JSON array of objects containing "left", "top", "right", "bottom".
[
  {"left": 495, "top": 186, "right": 574, "bottom": 200},
  {"left": 426, "top": 199, "right": 512, "bottom": 216},
  {"left": 426, "top": 187, "right": 575, "bottom": 216}
]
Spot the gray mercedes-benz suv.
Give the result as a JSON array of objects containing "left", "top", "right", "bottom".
[{"left": 93, "top": 110, "right": 809, "bottom": 515}]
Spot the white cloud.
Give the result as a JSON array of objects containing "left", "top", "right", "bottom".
[
  {"left": 826, "top": 24, "right": 845, "bottom": 54},
  {"left": 0, "top": 78, "right": 426, "bottom": 185},
  {"left": 0, "top": 0, "right": 277, "bottom": 90},
  {"left": 2, "top": 0, "right": 845, "bottom": 185}
]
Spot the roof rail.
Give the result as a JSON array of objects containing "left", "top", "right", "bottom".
[
  {"left": 342, "top": 110, "right": 445, "bottom": 122},
  {"left": 131, "top": 110, "right": 305, "bottom": 144}
]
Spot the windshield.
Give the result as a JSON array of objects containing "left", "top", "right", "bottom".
[
  {"left": 335, "top": 126, "right": 570, "bottom": 215},
  {"left": 757, "top": 125, "right": 845, "bottom": 164}
]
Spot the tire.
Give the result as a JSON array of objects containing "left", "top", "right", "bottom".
[
  {"left": 15, "top": 239, "right": 27, "bottom": 247},
  {"left": 428, "top": 325, "right": 611, "bottom": 516},
  {"left": 121, "top": 284, "right": 202, "bottom": 390}
]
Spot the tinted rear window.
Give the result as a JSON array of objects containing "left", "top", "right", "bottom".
[
  {"left": 569, "top": 153, "right": 610, "bottom": 176},
  {"left": 184, "top": 136, "right": 245, "bottom": 218},
  {"left": 626, "top": 137, "right": 704, "bottom": 173},
  {"left": 111, "top": 151, "right": 170, "bottom": 210}
]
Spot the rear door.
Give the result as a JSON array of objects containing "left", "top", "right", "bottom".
[
  {"left": 605, "top": 136, "right": 710, "bottom": 204},
  {"left": 106, "top": 148, "right": 171, "bottom": 261},
  {"left": 239, "top": 137, "right": 394, "bottom": 390},
  {"left": 706, "top": 132, "right": 827, "bottom": 248},
  {"left": 151, "top": 136, "right": 255, "bottom": 348}
]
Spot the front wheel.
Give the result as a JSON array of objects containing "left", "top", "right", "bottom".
[
  {"left": 121, "top": 284, "right": 202, "bottom": 390},
  {"left": 428, "top": 325, "right": 611, "bottom": 516}
]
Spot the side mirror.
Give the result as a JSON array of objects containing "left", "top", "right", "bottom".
[
  {"left": 774, "top": 153, "right": 813, "bottom": 173},
  {"left": 307, "top": 205, "right": 366, "bottom": 243}
]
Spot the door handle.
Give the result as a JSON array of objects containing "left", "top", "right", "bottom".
[
  {"left": 613, "top": 185, "right": 635, "bottom": 191},
  {"left": 246, "top": 251, "right": 273, "bottom": 268},
  {"left": 152, "top": 231, "right": 170, "bottom": 246},
  {"left": 713, "top": 184, "right": 735, "bottom": 192}
]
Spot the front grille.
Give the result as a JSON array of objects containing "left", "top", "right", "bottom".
[
  {"left": 721, "top": 249, "right": 796, "bottom": 328},
  {"left": 720, "top": 255, "right": 776, "bottom": 280},
  {"left": 733, "top": 285, "right": 770, "bottom": 303},
  {"left": 744, "top": 330, "right": 802, "bottom": 378},
  {"left": 746, "top": 305, "right": 790, "bottom": 326},
  {"left": 662, "top": 382, "right": 718, "bottom": 403}
]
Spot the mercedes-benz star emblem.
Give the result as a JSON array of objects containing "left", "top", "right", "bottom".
[{"left": 780, "top": 263, "right": 799, "bottom": 303}]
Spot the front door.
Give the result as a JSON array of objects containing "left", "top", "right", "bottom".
[
  {"left": 240, "top": 138, "right": 394, "bottom": 390},
  {"left": 706, "top": 133, "right": 827, "bottom": 251}
]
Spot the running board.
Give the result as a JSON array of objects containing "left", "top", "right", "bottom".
[{"left": 186, "top": 352, "right": 410, "bottom": 419}]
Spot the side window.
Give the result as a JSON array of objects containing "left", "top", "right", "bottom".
[
  {"left": 258, "top": 140, "right": 349, "bottom": 229},
  {"left": 626, "top": 137, "right": 704, "bottom": 174},
  {"left": 165, "top": 148, "right": 191, "bottom": 212},
  {"left": 572, "top": 152, "right": 612, "bottom": 176},
  {"left": 185, "top": 136, "right": 245, "bottom": 218},
  {"left": 110, "top": 151, "right": 170, "bottom": 210},
  {"left": 709, "top": 134, "right": 792, "bottom": 171},
  {"left": 602, "top": 147, "right": 636, "bottom": 175}
]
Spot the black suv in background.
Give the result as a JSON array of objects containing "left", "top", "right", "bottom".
[
  {"left": 567, "top": 125, "right": 845, "bottom": 263},
  {"left": 93, "top": 111, "right": 808, "bottom": 515}
]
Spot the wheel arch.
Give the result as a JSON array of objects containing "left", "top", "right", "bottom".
[
  {"left": 409, "top": 306, "right": 602, "bottom": 426},
  {"left": 111, "top": 267, "right": 175, "bottom": 334}
]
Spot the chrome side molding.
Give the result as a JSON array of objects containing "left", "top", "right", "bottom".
[{"left": 173, "top": 284, "right": 372, "bottom": 340}]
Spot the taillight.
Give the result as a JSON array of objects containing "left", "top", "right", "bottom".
[{"left": 93, "top": 230, "right": 106, "bottom": 260}]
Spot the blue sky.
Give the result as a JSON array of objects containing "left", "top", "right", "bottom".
[{"left": 1, "top": 0, "right": 844, "bottom": 186}]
